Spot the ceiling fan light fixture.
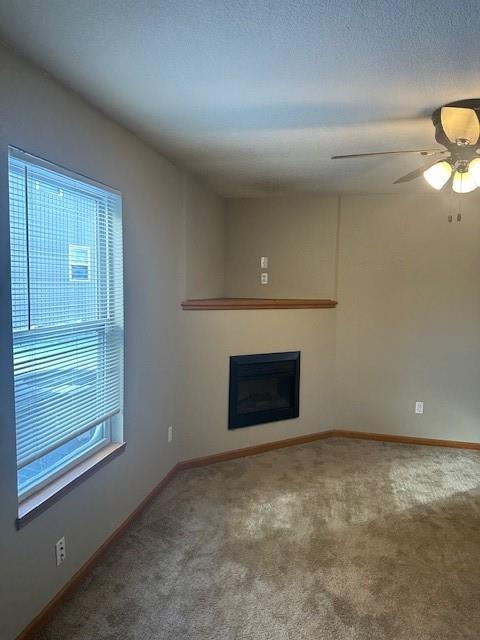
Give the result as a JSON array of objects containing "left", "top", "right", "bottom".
[
  {"left": 452, "top": 167, "right": 477, "bottom": 193},
  {"left": 423, "top": 161, "right": 452, "bottom": 190}
]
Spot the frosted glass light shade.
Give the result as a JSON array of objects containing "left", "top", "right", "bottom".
[
  {"left": 423, "top": 161, "right": 452, "bottom": 190},
  {"left": 468, "top": 157, "right": 480, "bottom": 186},
  {"left": 452, "top": 168, "right": 477, "bottom": 193}
]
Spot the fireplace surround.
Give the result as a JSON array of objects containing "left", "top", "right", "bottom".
[{"left": 228, "top": 351, "right": 300, "bottom": 429}]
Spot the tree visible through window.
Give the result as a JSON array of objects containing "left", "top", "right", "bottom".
[{"left": 8, "top": 148, "right": 124, "bottom": 499}]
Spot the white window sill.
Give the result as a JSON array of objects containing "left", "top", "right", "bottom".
[{"left": 17, "top": 442, "right": 126, "bottom": 529}]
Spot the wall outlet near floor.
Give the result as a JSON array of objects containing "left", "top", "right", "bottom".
[
  {"left": 260, "top": 256, "right": 268, "bottom": 269},
  {"left": 55, "top": 537, "right": 66, "bottom": 566},
  {"left": 415, "top": 401, "right": 424, "bottom": 415},
  {"left": 168, "top": 425, "right": 173, "bottom": 443},
  {"left": 261, "top": 272, "right": 268, "bottom": 285}
]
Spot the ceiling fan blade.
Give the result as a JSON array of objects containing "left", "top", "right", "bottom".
[
  {"left": 393, "top": 156, "right": 446, "bottom": 184},
  {"left": 441, "top": 106, "right": 480, "bottom": 145},
  {"left": 331, "top": 149, "right": 444, "bottom": 159}
]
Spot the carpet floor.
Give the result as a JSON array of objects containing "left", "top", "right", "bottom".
[{"left": 36, "top": 438, "right": 480, "bottom": 640}]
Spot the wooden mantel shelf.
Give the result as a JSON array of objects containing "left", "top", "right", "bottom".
[{"left": 181, "top": 298, "right": 337, "bottom": 310}]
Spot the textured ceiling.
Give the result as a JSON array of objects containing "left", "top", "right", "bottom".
[{"left": 1, "top": 0, "right": 480, "bottom": 196}]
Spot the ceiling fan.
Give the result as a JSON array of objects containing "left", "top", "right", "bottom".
[{"left": 332, "top": 99, "right": 480, "bottom": 193}]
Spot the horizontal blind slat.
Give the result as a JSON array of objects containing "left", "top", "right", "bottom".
[{"left": 17, "top": 410, "right": 120, "bottom": 468}]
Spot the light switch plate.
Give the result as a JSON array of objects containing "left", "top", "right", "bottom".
[
  {"left": 261, "top": 272, "right": 268, "bottom": 285},
  {"left": 260, "top": 257, "right": 268, "bottom": 269}
]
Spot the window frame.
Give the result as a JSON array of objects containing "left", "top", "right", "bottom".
[
  {"left": 18, "top": 422, "right": 112, "bottom": 501},
  {"left": 8, "top": 146, "right": 125, "bottom": 522}
]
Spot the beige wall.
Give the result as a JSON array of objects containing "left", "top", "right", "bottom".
[
  {"left": 335, "top": 194, "right": 480, "bottom": 441},
  {"left": 0, "top": 44, "right": 222, "bottom": 640},
  {"left": 218, "top": 191, "right": 480, "bottom": 445},
  {"left": 178, "top": 194, "right": 338, "bottom": 461},
  {"left": 184, "top": 178, "right": 225, "bottom": 299},
  {"left": 225, "top": 196, "right": 338, "bottom": 298},
  {"left": 178, "top": 309, "right": 337, "bottom": 459}
]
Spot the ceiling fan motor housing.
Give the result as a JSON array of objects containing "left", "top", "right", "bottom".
[{"left": 432, "top": 99, "right": 480, "bottom": 148}]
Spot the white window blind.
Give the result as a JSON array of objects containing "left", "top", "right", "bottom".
[{"left": 8, "top": 148, "right": 124, "bottom": 498}]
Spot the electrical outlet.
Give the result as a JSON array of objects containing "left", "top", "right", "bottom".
[
  {"left": 55, "top": 537, "right": 66, "bottom": 566},
  {"left": 261, "top": 272, "right": 268, "bottom": 285},
  {"left": 415, "top": 401, "right": 424, "bottom": 415},
  {"left": 168, "top": 425, "right": 173, "bottom": 443},
  {"left": 260, "top": 256, "right": 268, "bottom": 269}
]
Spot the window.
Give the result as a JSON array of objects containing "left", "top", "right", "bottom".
[{"left": 8, "top": 148, "right": 124, "bottom": 500}]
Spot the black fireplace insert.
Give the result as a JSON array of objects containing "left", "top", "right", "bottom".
[{"left": 228, "top": 351, "right": 300, "bottom": 429}]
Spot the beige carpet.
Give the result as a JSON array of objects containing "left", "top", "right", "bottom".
[{"left": 36, "top": 438, "right": 480, "bottom": 639}]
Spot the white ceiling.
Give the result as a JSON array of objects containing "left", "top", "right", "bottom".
[{"left": 1, "top": 1, "right": 480, "bottom": 197}]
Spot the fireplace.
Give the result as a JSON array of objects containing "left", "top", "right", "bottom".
[{"left": 228, "top": 352, "right": 300, "bottom": 429}]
